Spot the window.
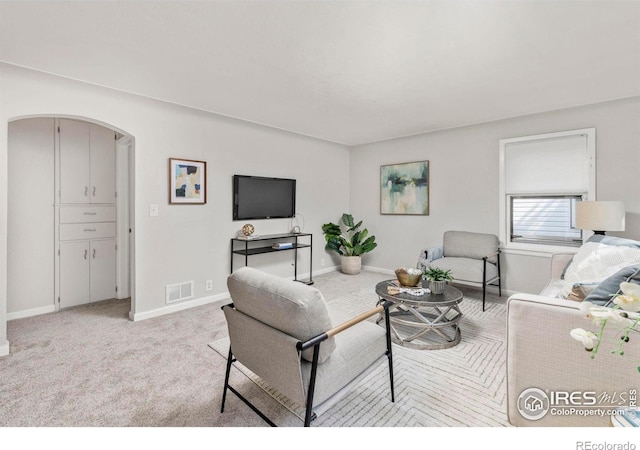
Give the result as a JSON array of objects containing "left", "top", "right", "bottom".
[
  {"left": 510, "top": 195, "right": 582, "bottom": 247},
  {"left": 499, "top": 129, "right": 595, "bottom": 253}
]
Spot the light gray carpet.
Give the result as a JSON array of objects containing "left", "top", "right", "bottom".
[
  {"left": 0, "top": 270, "right": 507, "bottom": 427},
  {"left": 210, "top": 273, "right": 509, "bottom": 427}
]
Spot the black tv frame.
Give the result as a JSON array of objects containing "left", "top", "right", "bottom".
[{"left": 233, "top": 174, "right": 296, "bottom": 221}]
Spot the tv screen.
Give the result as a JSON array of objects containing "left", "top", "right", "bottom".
[{"left": 233, "top": 175, "right": 296, "bottom": 220}]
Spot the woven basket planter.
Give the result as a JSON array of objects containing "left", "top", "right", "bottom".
[{"left": 341, "top": 256, "right": 361, "bottom": 275}]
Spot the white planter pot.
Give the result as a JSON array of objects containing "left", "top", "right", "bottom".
[
  {"left": 341, "top": 256, "right": 362, "bottom": 275},
  {"left": 429, "top": 280, "right": 447, "bottom": 294}
]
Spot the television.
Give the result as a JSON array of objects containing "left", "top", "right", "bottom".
[{"left": 233, "top": 175, "right": 296, "bottom": 220}]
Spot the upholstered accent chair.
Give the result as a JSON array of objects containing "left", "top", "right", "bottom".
[
  {"left": 221, "top": 267, "right": 394, "bottom": 427},
  {"left": 418, "top": 230, "right": 502, "bottom": 311}
]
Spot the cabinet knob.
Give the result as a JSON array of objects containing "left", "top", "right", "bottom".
[
  {"left": 84, "top": 249, "right": 88, "bottom": 260},
  {"left": 93, "top": 186, "right": 96, "bottom": 197},
  {"left": 83, "top": 228, "right": 97, "bottom": 232},
  {"left": 83, "top": 212, "right": 97, "bottom": 216},
  {"left": 84, "top": 186, "right": 88, "bottom": 197},
  {"left": 93, "top": 249, "right": 96, "bottom": 259}
]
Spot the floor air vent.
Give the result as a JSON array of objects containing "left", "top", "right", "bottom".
[{"left": 166, "top": 281, "right": 194, "bottom": 304}]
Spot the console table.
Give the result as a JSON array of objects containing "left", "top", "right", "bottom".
[{"left": 230, "top": 232, "right": 313, "bottom": 284}]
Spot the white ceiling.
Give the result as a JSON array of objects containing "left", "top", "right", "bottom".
[{"left": 1, "top": 1, "right": 639, "bottom": 146}]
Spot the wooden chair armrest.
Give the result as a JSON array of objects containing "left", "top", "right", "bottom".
[
  {"left": 298, "top": 301, "right": 391, "bottom": 351},
  {"left": 482, "top": 250, "right": 501, "bottom": 260}
]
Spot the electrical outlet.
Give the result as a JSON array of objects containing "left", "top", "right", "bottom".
[{"left": 205, "top": 280, "right": 213, "bottom": 291}]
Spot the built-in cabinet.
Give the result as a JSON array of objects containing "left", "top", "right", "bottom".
[
  {"left": 59, "top": 239, "right": 116, "bottom": 308},
  {"left": 7, "top": 117, "right": 126, "bottom": 319},
  {"left": 56, "top": 119, "right": 117, "bottom": 309},
  {"left": 58, "top": 119, "right": 116, "bottom": 204}
]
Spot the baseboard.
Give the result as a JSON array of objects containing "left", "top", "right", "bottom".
[
  {"left": 362, "top": 265, "right": 395, "bottom": 275},
  {"left": 0, "top": 341, "right": 9, "bottom": 357},
  {"left": 7, "top": 304, "right": 56, "bottom": 321},
  {"left": 498, "top": 288, "right": 519, "bottom": 298},
  {"left": 304, "top": 266, "right": 339, "bottom": 277},
  {"left": 131, "top": 292, "right": 230, "bottom": 322}
]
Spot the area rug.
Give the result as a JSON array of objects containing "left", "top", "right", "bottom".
[{"left": 209, "top": 287, "right": 510, "bottom": 427}]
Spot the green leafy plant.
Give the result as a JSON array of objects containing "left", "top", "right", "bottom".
[
  {"left": 321, "top": 213, "right": 377, "bottom": 257},
  {"left": 423, "top": 267, "right": 454, "bottom": 282}
]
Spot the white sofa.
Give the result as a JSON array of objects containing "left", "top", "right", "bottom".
[{"left": 506, "top": 236, "right": 640, "bottom": 426}]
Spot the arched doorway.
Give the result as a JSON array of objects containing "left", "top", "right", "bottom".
[{"left": 7, "top": 115, "right": 136, "bottom": 323}]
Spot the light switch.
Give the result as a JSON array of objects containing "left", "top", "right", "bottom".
[{"left": 149, "top": 204, "right": 159, "bottom": 216}]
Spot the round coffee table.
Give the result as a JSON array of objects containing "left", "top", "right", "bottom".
[{"left": 375, "top": 280, "right": 463, "bottom": 350}]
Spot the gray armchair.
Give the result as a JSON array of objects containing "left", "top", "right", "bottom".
[
  {"left": 418, "top": 230, "right": 502, "bottom": 311},
  {"left": 221, "top": 267, "right": 394, "bottom": 427}
]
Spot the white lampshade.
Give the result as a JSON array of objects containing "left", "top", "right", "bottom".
[{"left": 575, "top": 201, "right": 625, "bottom": 234}]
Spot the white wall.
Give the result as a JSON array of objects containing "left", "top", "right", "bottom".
[
  {"left": 7, "top": 118, "right": 56, "bottom": 318},
  {"left": 350, "top": 96, "right": 640, "bottom": 295},
  {"left": 0, "top": 63, "right": 350, "bottom": 352}
]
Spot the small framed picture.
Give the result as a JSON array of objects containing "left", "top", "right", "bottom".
[{"left": 169, "top": 158, "right": 207, "bottom": 204}]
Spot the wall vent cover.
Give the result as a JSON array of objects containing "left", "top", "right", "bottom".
[{"left": 166, "top": 281, "right": 194, "bottom": 304}]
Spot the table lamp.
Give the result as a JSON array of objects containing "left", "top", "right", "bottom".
[{"left": 575, "top": 201, "right": 625, "bottom": 235}]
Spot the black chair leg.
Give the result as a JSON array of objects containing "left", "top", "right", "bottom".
[
  {"left": 482, "top": 285, "right": 486, "bottom": 312},
  {"left": 304, "top": 344, "right": 321, "bottom": 427},
  {"left": 221, "top": 346, "right": 233, "bottom": 413},
  {"left": 497, "top": 252, "right": 502, "bottom": 297},
  {"left": 220, "top": 345, "right": 277, "bottom": 426},
  {"left": 482, "top": 257, "right": 487, "bottom": 312},
  {"left": 384, "top": 304, "right": 395, "bottom": 402}
]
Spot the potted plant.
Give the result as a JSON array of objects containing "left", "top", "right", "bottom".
[
  {"left": 423, "top": 267, "right": 453, "bottom": 294},
  {"left": 321, "top": 213, "right": 377, "bottom": 275}
]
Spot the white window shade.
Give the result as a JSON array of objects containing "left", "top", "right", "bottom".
[
  {"left": 504, "top": 134, "right": 589, "bottom": 193},
  {"left": 499, "top": 128, "right": 596, "bottom": 253}
]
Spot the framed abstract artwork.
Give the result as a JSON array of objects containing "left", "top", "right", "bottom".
[
  {"left": 380, "top": 160, "right": 429, "bottom": 215},
  {"left": 169, "top": 158, "right": 207, "bottom": 204}
]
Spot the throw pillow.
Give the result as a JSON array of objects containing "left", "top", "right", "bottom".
[
  {"left": 566, "top": 283, "right": 598, "bottom": 302},
  {"left": 563, "top": 242, "right": 640, "bottom": 285},
  {"left": 584, "top": 264, "right": 640, "bottom": 306}
]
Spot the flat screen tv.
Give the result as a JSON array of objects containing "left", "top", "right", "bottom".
[{"left": 233, "top": 175, "right": 296, "bottom": 220}]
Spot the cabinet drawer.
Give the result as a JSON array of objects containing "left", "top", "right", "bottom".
[
  {"left": 59, "top": 222, "right": 116, "bottom": 241},
  {"left": 60, "top": 206, "right": 116, "bottom": 224}
]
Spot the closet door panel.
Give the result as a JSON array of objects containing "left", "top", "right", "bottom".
[
  {"left": 90, "top": 124, "right": 116, "bottom": 204},
  {"left": 90, "top": 240, "right": 116, "bottom": 302},
  {"left": 59, "top": 119, "right": 91, "bottom": 204},
  {"left": 59, "top": 241, "right": 90, "bottom": 308}
]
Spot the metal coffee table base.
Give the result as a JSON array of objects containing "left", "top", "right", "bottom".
[
  {"left": 383, "top": 302, "right": 462, "bottom": 350},
  {"left": 375, "top": 281, "right": 464, "bottom": 350}
]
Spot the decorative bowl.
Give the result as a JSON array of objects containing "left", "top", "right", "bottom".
[{"left": 395, "top": 268, "right": 422, "bottom": 287}]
